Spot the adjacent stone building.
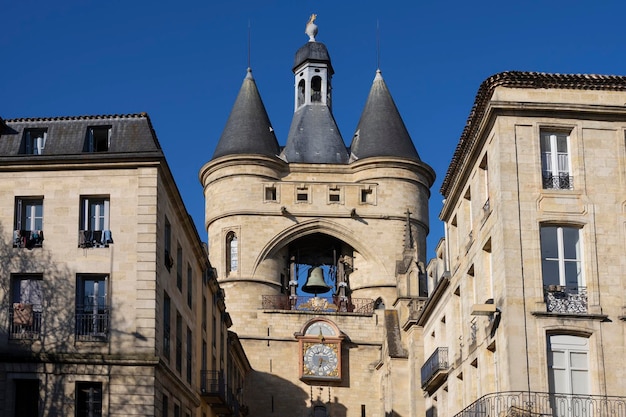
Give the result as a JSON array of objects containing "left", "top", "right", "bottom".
[
  {"left": 0, "top": 114, "right": 246, "bottom": 417},
  {"left": 418, "top": 72, "right": 626, "bottom": 416}
]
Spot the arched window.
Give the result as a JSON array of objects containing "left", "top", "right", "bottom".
[
  {"left": 226, "top": 232, "right": 238, "bottom": 274},
  {"left": 311, "top": 76, "right": 322, "bottom": 102},
  {"left": 297, "top": 79, "right": 305, "bottom": 107}
]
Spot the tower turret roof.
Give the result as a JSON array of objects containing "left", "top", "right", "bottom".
[
  {"left": 293, "top": 42, "right": 334, "bottom": 74},
  {"left": 212, "top": 69, "right": 280, "bottom": 160},
  {"left": 350, "top": 70, "right": 420, "bottom": 161}
]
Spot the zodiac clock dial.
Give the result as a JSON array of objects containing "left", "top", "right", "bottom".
[{"left": 302, "top": 343, "right": 339, "bottom": 378}]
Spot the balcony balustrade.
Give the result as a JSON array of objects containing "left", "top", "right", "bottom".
[
  {"left": 421, "top": 347, "right": 449, "bottom": 394},
  {"left": 200, "top": 370, "right": 242, "bottom": 416},
  {"left": 75, "top": 306, "right": 110, "bottom": 341},
  {"left": 261, "top": 294, "right": 374, "bottom": 315},
  {"left": 543, "top": 174, "right": 573, "bottom": 190},
  {"left": 454, "top": 391, "right": 626, "bottom": 417},
  {"left": 544, "top": 286, "right": 587, "bottom": 314}
]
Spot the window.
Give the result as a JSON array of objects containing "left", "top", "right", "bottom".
[
  {"left": 76, "top": 275, "right": 109, "bottom": 340},
  {"left": 296, "top": 186, "right": 309, "bottom": 202},
  {"left": 328, "top": 186, "right": 341, "bottom": 203},
  {"left": 202, "top": 295, "right": 207, "bottom": 331},
  {"left": 187, "top": 265, "right": 192, "bottom": 308},
  {"left": 311, "top": 75, "right": 322, "bottom": 102},
  {"left": 15, "top": 379, "right": 39, "bottom": 417},
  {"left": 202, "top": 340, "right": 208, "bottom": 371},
  {"left": 541, "top": 131, "right": 572, "bottom": 189},
  {"left": 22, "top": 128, "right": 47, "bottom": 155},
  {"left": 547, "top": 334, "right": 590, "bottom": 395},
  {"left": 226, "top": 232, "right": 238, "bottom": 274},
  {"left": 174, "top": 404, "right": 181, "bottom": 417},
  {"left": 360, "top": 186, "right": 375, "bottom": 204},
  {"left": 79, "top": 196, "right": 112, "bottom": 247},
  {"left": 163, "top": 394, "right": 169, "bottom": 417},
  {"left": 186, "top": 327, "right": 192, "bottom": 383},
  {"left": 84, "top": 126, "right": 111, "bottom": 152},
  {"left": 265, "top": 185, "right": 277, "bottom": 202},
  {"left": 176, "top": 245, "right": 183, "bottom": 291},
  {"left": 540, "top": 226, "right": 582, "bottom": 289},
  {"left": 10, "top": 274, "right": 43, "bottom": 339},
  {"left": 176, "top": 312, "right": 182, "bottom": 372},
  {"left": 76, "top": 382, "right": 102, "bottom": 417},
  {"left": 164, "top": 217, "right": 173, "bottom": 270},
  {"left": 163, "top": 292, "right": 171, "bottom": 360},
  {"left": 14, "top": 197, "right": 44, "bottom": 248}
]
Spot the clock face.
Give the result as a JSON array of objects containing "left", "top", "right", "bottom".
[{"left": 303, "top": 343, "right": 339, "bottom": 378}]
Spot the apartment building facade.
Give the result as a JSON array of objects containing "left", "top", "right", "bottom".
[
  {"left": 0, "top": 114, "right": 246, "bottom": 417},
  {"left": 418, "top": 72, "right": 626, "bottom": 416}
]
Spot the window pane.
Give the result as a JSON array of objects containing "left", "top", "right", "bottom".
[
  {"left": 564, "top": 261, "right": 582, "bottom": 287},
  {"left": 562, "top": 228, "right": 580, "bottom": 259},
  {"left": 550, "top": 350, "right": 566, "bottom": 368},
  {"left": 540, "top": 227, "right": 558, "bottom": 259},
  {"left": 570, "top": 352, "right": 588, "bottom": 369},
  {"left": 541, "top": 260, "right": 560, "bottom": 286},
  {"left": 556, "top": 135, "right": 568, "bottom": 153},
  {"left": 571, "top": 370, "right": 589, "bottom": 395}
]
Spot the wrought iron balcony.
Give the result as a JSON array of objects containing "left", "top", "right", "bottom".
[
  {"left": 543, "top": 174, "right": 573, "bottom": 190},
  {"left": 454, "top": 390, "right": 626, "bottom": 417},
  {"left": 9, "top": 303, "right": 42, "bottom": 340},
  {"left": 75, "top": 306, "right": 110, "bottom": 341},
  {"left": 421, "top": 347, "right": 449, "bottom": 394},
  {"left": 544, "top": 286, "right": 587, "bottom": 314},
  {"left": 200, "top": 370, "right": 242, "bottom": 416},
  {"left": 261, "top": 294, "right": 375, "bottom": 315}
]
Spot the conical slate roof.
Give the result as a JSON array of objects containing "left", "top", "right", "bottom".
[
  {"left": 350, "top": 70, "right": 420, "bottom": 161},
  {"left": 212, "top": 69, "right": 280, "bottom": 160},
  {"left": 281, "top": 104, "right": 349, "bottom": 164}
]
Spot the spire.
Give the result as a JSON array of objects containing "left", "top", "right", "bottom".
[
  {"left": 212, "top": 68, "right": 280, "bottom": 160},
  {"left": 350, "top": 70, "right": 420, "bottom": 161}
]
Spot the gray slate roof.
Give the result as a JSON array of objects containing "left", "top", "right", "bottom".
[
  {"left": 350, "top": 70, "right": 420, "bottom": 162},
  {"left": 212, "top": 69, "right": 280, "bottom": 160},
  {"left": 0, "top": 113, "right": 162, "bottom": 160},
  {"left": 293, "top": 42, "right": 334, "bottom": 74},
  {"left": 281, "top": 104, "right": 349, "bottom": 164}
]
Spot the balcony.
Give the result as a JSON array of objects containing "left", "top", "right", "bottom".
[
  {"left": 421, "top": 347, "right": 449, "bottom": 394},
  {"left": 543, "top": 174, "right": 573, "bottom": 190},
  {"left": 261, "top": 294, "right": 374, "bottom": 315},
  {"left": 454, "top": 391, "right": 626, "bottom": 417},
  {"left": 200, "top": 370, "right": 242, "bottom": 416},
  {"left": 544, "top": 286, "right": 587, "bottom": 314},
  {"left": 75, "top": 306, "right": 110, "bottom": 341},
  {"left": 9, "top": 303, "right": 42, "bottom": 340}
]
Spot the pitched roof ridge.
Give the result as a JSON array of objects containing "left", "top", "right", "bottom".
[
  {"left": 441, "top": 71, "right": 626, "bottom": 196},
  {"left": 4, "top": 113, "right": 149, "bottom": 123}
]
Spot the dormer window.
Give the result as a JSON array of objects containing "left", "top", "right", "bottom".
[
  {"left": 85, "top": 126, "right": 111, "bottom": 152},
  {"left": 22, "top": 128, "right": 47, "bottom": 155}
]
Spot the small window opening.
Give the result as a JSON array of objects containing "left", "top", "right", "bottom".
[
  {"left": 361, "top": 188, "right": 373, "bottom": 204},
  {"left": 329, "top": 187, "right": 341, "bottom": 203},
  {"left": 296, "top": 187, "right": 309, "bottom": 202},
  {"left": 265, "top": 186, "right": 277, "bottom": 201},
  {"left": 85, "top": 126, "right": 111, "bottom": 152},
  {"left": 311, "top": 76, "right": 322, "bottom": 102}
]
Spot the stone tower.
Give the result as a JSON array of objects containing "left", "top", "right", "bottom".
[{"left": 200, "top": 19, "right": 435, "bottom": 417}]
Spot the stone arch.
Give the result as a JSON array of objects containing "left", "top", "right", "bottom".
[{"left": 251, "top": 219, "right": 379, "bottom": 277}]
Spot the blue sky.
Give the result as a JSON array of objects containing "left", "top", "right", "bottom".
[{"left": 3, "top": 0, "right": 626, "bottom": 258}]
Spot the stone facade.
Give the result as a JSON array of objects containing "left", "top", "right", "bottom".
[
  {"left": 0, "top": 114, "right": 245, "bottom": 417},
  {"left": 419, "top": 72, "right": 626, "bottom": 416}
]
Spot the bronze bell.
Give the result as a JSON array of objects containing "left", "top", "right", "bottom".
[{"left": 302, "top": 266, "right": 331, "bottom": 295}]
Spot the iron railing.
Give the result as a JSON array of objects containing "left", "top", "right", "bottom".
[
  {"left": 421, "top": 347, "right": 449, "bottom": 388},
  {"left": 261, "top": 294, "right": 375, "bottom": 314},
  {"left": 9, "top": 304, "right": 42, "bottom": 339},
  {"left": 454, "top": 391, "right": 626, "bottom": 417},
  {"left": 200, "top": 370, "right": 243, "bottom": 416},
  {"left": 75, "top": 306, "right": 110, "bottom": 341},
  {"left": 544, "top": 286, "right": 587, "bottom": 314},
  {"left": 543, "top": 174, "right": 573, "bottom": 190}
]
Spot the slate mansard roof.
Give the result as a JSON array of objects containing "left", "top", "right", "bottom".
[
  {"left": 441, "top": 71, "right": 626, "bottom": 197},
  {"left": 0, "top": 113, "right": 164, "bottom": 163}
]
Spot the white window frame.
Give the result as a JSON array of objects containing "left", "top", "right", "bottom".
[
  {"left": 540, "top": 225, "right": 583, "bottom": 289},
  {"left": 16, "top": 197, "right": 43, "bottom": 231},
  {"left": 81, "top": 197, "right": 110, "bottom": 232},
  {"left": 541, "top": 131, "right": 572, "bottom": 189},
  {"left": 547, "top": 334, "right": 590, "bottom": 395},
  {"left": 24, "top": 128, "right": 47, "bottom": 155}
]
